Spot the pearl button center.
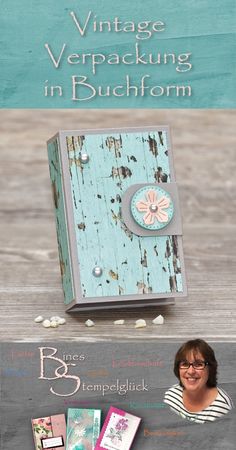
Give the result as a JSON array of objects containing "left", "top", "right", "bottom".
[{"left": 149, "top": 204, "right": 158, "bottom": 213}]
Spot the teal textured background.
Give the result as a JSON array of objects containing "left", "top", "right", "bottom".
[
  {"left": 62, "top": 130, "right": 184, "bottom": 303},
  {"left": 48, "top": 139, "right": 74, "bottom": 305},
  {"left": 1, "top": 0, "right": 236, "bottom": 108}
]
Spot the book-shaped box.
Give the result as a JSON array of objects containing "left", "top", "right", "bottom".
[
  {"left": 31, "top": 414, "right": 66, "bottom": 450},
  {"left": 47, "top": 127, "right": 187, "bottom": 312},
  {"left": 95, "top": 406, "right": 141, "bottom": 450},
  {"left": 66, "top": 408, "right": 101, "bottom": 450}
]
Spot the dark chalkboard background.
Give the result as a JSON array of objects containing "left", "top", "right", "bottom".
[{"left": 1, "top": 342, "right": 235, "bottom": 449}]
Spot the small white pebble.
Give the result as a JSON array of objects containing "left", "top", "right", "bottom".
[
  {"left": 50, "top": 316, "right": 61, "bottom": 322},
  {"left": 85, "top": 319, "right": 95, "bottom": 327},
  {"left": 42, "top": 319, "right": 51, "bottom": 328},
  {"left": 34, "top": 315, "right": 44, "bottom": 323},
  {"left": 135, "top": 319, "right": 147, "bottom": 329},
  {"left": 152, "top": 315, "right": 164, "bottom": 325},
  {"left": 50, "top": 320, "right": 59, "bottom": 328},
  {"left": 114, "top": 319, "right": 125, "bottom": 325},
  {"left": 58, "top": 317, "right": 66, "bottom": 325}
]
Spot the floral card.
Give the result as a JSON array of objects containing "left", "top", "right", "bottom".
[
  {"left": 95, "top": 407, "right": 141, "bottom": 450},
  {"left": 31, "top": 415, "right": 66, "bottom": 450},
  {"left": 66, "top": 408, "right": 101, "bottom": 450}
]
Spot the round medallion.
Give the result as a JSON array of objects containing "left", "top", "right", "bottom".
[{"left": 130, "top": 186, "right": 174, "bottom": 230}]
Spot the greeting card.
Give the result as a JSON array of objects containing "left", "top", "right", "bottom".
[
  {"left": 31, "top": 414, "right": 66, "bottom": 450},
  {"left": 95, "top": 407, "right": 141, "bottom": 450},
  {"left": 66, "top": 408, "right": 101, "bottom": 450}
]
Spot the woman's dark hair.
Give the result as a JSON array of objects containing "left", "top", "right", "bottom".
[{"left": 174, "top": 339, "right": 218, "bottom": 388}]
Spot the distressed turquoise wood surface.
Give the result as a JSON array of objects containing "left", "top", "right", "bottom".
[
  {"left": 47, "top": 139, "right": 74, "bottom": 304},
  {"left": 66, "top": 131, "right": 183, "bottom": 299}
]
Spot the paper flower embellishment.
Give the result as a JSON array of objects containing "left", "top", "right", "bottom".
[
  {"left": 131, "top": 186, "right": 174, "bottom": 230},
  {"left": 136, "top": 190, "right": 170, "bottom": 225}
]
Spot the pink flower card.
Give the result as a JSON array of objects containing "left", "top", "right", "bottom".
[
  {"left": 31, "top": 414, "right": 66, "bottom": 450},
  {"left": 95, "top": 407, "right": 141, "bottom": 450}
]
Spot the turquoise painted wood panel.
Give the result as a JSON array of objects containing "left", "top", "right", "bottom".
[
  {"left": 66, "top": 130, "right": 183, "bottom": 299},
  {"left": 47, "top": 139, "right": 74, "bottom": 304}
]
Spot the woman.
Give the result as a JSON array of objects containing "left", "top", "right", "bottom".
[{"left": 164, "top": 339, "right": 233, "bottom": 424}]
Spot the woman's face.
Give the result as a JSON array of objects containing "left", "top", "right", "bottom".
[{"left": 179, "top": 350, "right": 209, "bottom": 393}]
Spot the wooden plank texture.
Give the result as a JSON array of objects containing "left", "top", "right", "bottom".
[
  {"left": 0, "top": 109, "right": 235, "bottom": 341},
  {"left": 1, "top": 342, "right": 236, "bottom": 450},
  {"left": 59, "top": 130, "right": 184, "bottom": 304}
]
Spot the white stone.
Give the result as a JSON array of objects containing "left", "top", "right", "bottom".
[
  {"left": 50, "top": 316, "right": 61, "bottom": 322},
  {"left": 152, "top": 315, "right": 164, "bottom": 325},
  {"left": 85, "top": 319, "right": 95, "bottom": 327},
  {"left": 114, "top": 320, "right": 125, "bottom": 325},
  {"left": 42, "top": 319, "right": 51, "bottom": 328},
  {"left": 58, "top": 317, "right": 66, "bottom": 325},
  {"left": 135, "top": 319, "right": 147, "bottom": 329},
  {"left": 50, "top": 320, "right": 59, "bottom": 328},
  {"left": 34, "top": 315, "right": 44, "bottom": 323}
]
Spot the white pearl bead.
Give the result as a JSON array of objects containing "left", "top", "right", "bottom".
[
  {"left": 149, "top": 203, "right": 158, "bottom": 212},
  {"left": 92, "top": 266, "right": 103, "bottom": 277},
  {"left": 80, "top": 153, "right": 89, "bottom": 164}
]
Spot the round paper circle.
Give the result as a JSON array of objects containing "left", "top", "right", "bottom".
[{"left": 131, "top": 186, "right": 174, "bottom": 230}]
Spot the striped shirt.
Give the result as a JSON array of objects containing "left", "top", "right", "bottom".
[{"left": 164, "top": 384, "right": 233, "bottom": 424}]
